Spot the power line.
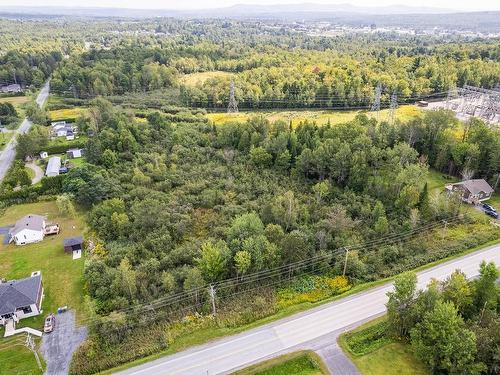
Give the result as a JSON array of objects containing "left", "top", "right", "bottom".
[{"left": 227, "top": 81, "right": 238, "bottom": 113}]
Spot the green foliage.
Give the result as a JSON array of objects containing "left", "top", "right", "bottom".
[
  {"left": 343, "top": 320, "right": 392, "bottom": 356},
  {"left": 386, "top": 271, "right": 418, "bottom": 338},
  {"left": 196, "top": 240, "right": 230, "bottom": 282}
]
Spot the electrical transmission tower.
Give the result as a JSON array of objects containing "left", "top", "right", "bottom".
[
  {"left": 445, "top": 85, "right": 458, "bottom": 110},
  {"left": 389, "top": 90, "right": 398, "bottom": 124},
  {"left": 227, "top": 81, "right": 238, "bottom": 113},
  {"left": 370, "top": 82, "right": 382, "bottom": 112}
]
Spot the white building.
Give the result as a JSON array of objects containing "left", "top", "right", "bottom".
[
  {"left": 0, "top": 271, "right": 44, "bottom": 326},
  {"left": 9, "top": 214, "right": 46, "bottom": 245},
  {"left": 45, "top": 156, "right": 61, "bottom": 177},
  {"left": 66, "top": 148, "right": 83, "bottom": 159},
  {"left": 39, "top": 151, "right": 48, "bottom": 159}
]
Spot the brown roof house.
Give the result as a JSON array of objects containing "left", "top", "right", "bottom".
[
  {"left": 0, "top": 271, "right": 44, "bottom": 326},
  {"left": 445, "top": 179, "right": 494, "bottom": 204}
]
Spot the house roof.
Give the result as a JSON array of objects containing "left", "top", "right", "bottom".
[
  {"left": 9, "top": 214, "right": 45, "bottom": 236},
  {"left": 0, "top": 274, "right": 42, "bottom": 316},
  {"left": 453, "top": 179, "right": 494, "bottom": 195},
  {"left": 64, "top": 236, "right": 83, "bottom": 247},
  {"left": 46, "top": 156, "right": 61, "bottom": 175}
]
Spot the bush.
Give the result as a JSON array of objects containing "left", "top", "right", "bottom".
[{"left": 343, "top": 320, "right": 392, "bottom": 356}]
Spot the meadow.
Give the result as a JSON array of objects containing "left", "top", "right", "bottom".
[{"left": 206, "top": 105, "right": 421, "bottom": 126}]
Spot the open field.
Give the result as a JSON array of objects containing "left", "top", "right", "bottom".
[
  {"left": 48, "top": 107, "right": 87, "bottom": 121},
  {"left": 206, "top": 105, "right": 421, "bottom": 126},
  {"left": 0, "top": 96, "right": 29, "bottom": 106},
  {"left": 182, "top": 71, "right": 235, "bottom": 86},
  {"left": 338, "top": 317, "right": 429, "bottom": 375},
  {"left": 0, "top": 132, "right": 14, "bottom": 151},
  {"left": 232, "top": 351, "right": 328, "bottom": 375}
]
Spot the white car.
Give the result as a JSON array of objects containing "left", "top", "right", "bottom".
[{"left": 44, "top": 314, "right": 56, "bottom": 333}]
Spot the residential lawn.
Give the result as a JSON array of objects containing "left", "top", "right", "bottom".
[
  {"left": 182, "top": 71, "right": 236, "bottom": 86},
  {"left": 232, "top": 351, "right": 328, "bottom": 375},
  {"left": 0, "top": 201, "right": 88, "bottom": 329},
  {"left": 425, "top": 169, "right": 458, "bottom": 194},
  {"left": 0, "top": 343, "right": 42, "bottom": 375},
  {"left": 48, "top": 107, "right": 87, "bottom": 122},
  {"left": 338, "top": 317, "right": 429, "bottom": 375},
  {"left": 206, "top": 105, "right": 421, "bottom": 127}
]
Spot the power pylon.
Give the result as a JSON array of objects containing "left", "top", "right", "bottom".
[
  {"left": 389, "top": 90, "right": 398, "bottom": 124},
  {"left": 445, "top": 85, "right": 458, "bottom": 110},
  {"left": 370, "top": 82, "right": 382, "bottom": 112},
  {"left": 227, "top": 81, "right": 238, "bottom": 113}
]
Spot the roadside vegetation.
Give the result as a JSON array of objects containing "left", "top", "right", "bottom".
[
  {"left": 340, "top": 262, "right": 500, "bottom": 375},
  {"left": 232, "top": 351, "right": 329, "bottom": 375}
]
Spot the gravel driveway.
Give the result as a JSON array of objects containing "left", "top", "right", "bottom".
[
  {"left": 26, "top": 162, "right": 44, "bottom": 185},
  {"left": 40, "top": 310, "right": 87, "bottom": 375}
]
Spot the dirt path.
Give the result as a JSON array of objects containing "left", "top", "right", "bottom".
[{"left": 26, "top": 162, "right": 44, "bottom": 184}]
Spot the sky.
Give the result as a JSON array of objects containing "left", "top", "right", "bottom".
[{"left": 1, "top": 0, "right": 498, "bottom": 12}]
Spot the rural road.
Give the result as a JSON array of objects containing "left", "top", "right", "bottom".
[
  {"left": 0, "top": 81, "right": 50, "bottom": 182},
  {"left": 116, "top": 243, "right": 500, "bottom": 375}
]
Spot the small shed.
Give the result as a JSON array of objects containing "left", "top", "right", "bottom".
[
  {"left": 64, "top": 237, "right": 84, "bottom": 260},
  {"left": 66, "top": 131, "right": 75, "bottom": 141},
  {"left": 45, "top": 157, "right": 61, "bottom": 177},
  {"left": 39, "top": 151, "right": 48, "bottom": 159},
  {"left": 66, "top": 149, "right": 83, "bottom": 159}
]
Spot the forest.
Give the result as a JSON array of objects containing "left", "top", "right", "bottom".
[{"left": 0, "top": 16, "right": 498, "bottom": 375}]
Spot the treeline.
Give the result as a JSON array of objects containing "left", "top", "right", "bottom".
[{"left": 387, "top": 262, "right": 499, "bottom": 375}]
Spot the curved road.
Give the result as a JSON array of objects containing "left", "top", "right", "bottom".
[
  {"left": 116, "top": 243, "right": 500, "bottom": 375},
  {"left": 0, "top": 81, "right": 50, "bottom": 182}
]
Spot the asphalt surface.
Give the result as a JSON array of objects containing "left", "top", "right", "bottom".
[
  {"left": 116, "top": 243, "right": 500, "bottom": 375},
  {"left": 0, "top": 81, "right": 50, "bottom": 182},
  {"left": 0, "top": 225, "right": 13, "bottom": 244},
  {"left": 40, "top": 310, "right": 87, "bottom": 375}
]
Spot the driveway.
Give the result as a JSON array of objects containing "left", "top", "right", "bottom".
[
  {"left": 26, "top": 162, "right": 44, "bottom": 185},
  {"left": 40, "top": 310, "right": 87, "bottom": 375},
  {"left": 0, "top": 225, "right": 13, "bottom": 244}
]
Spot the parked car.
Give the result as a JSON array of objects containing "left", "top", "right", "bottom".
[
  {"left": 484, "top": 209, "right": 499, "bottom": 219},
  {"left": 481, "top": 203, "right": 496, "bottom": 212},
  {"left": 44, "top": 314, "right": 56, "bottom": 333}
]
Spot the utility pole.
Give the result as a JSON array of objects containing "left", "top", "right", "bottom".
[
  {"left": 370, "top": 82, "right": 381, "bottom": 121},
  {"left": 342, "top": 248, "right": 349, "bottom": 277},
  {"left": 389, "top": 89, "right": 398, "bottom": 125},
  {"left": 209, "top": 284, "right": 217, "bottom": 316},
  {"left": 227, "top": 81, "right": 238, "bottom": 113},
  {"left": 25, "top": 333, "right": 43, "bottom": 373}
]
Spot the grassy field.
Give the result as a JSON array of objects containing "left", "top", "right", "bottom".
[
  {"left": 338, "top": 318, "right": 429, "bottom": 375},
  {"left": 0, "top": 96, "right": 29, "bottom": 106},
  {"left": 0, "top": 132, "right": 14, "bottom": 151},
  {"left": 48, "top": 107, "right": 87, "bottom": 121},
  {"left": 206, "top": 105, "right": 421, "bottom": 127},
  {"left": 232, "top": 351, "right": 329, "bottom": 375},
  {"left": 0, "top": 201, "right": 87, "bottom": 375},
  {"left": 182, "top": 71, "right": 235, "bottom": 86}
]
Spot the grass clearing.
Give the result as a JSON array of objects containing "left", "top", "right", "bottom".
[
  {"left": 206, "top": 105, "right": 421, "bottom": 127},
  {"left": 0, "top": 96, "right": 29, "bottom": 106},
  {"left": 182, "top": 71, "right": 235, "bottom": 86},
  {"left": 231, "top": 351, "right": 329, "bottom": 375},
  {"left": 338, "top": 317, "right": 429, "bottom": 375},
  {"left": 48, "top": 107, "right": 87, "bottom": 121},
  {"left": 0, "top": 132, "right": 14, "bottom": 151}
]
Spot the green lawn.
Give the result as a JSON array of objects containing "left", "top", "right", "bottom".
[
  {"left": 48, "top": 107, "right": 87, "bottom": 122},
  {"left": 0, "top": 338, "right": 43, "bottom": 375},
  {"left": 0, "top": 132, "right": 14, "bottom": 151},
  {"left": 232, "top": 351, "right": 329, "bottom": 375},
  {"left": 425, "top": 169, "right": 458, "bottom": 194},
  {"left": 0, "top": 201, "right": 88, "bottom": 327},
  {"left": 338, "top": 318, "right": 429, "bottom": 375},
  {"left": 206, "top": 105, "right": 421, "bottom": 127}
]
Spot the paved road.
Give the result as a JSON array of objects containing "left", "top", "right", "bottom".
[
  {"left": 117, "top": 244, "right": 500, "bottom": 375},
  {"left": 0, "top": 81, "right": 50, "bottom": 182}
]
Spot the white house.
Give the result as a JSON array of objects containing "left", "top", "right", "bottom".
[
  {"left": 9, "top": 214, "right": 46, "bottom": 245},
  {"left": 46, "top": 156, "right": 61, "bottom": 177},
  {"left": 0, "top": 271, "right": 44, "bottom": 326},
  {"left": 66, "top": 130, "right": 75, "bottom": 141},
  {"left": 39, "top": 151, "right": 48, "bottom": 159}
]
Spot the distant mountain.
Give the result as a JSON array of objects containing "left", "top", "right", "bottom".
[{"left": 0, "top": 3, "right": 460, "bottom": 19}]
